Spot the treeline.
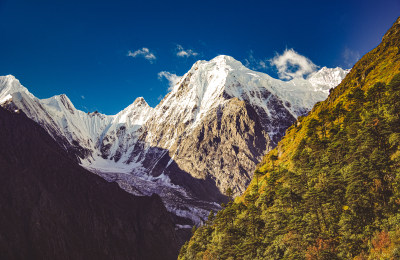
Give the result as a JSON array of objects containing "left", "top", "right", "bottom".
[{"left": 179, "top": 71, "right": 400, "bottom": 260}]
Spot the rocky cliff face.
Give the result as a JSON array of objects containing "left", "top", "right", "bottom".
[
  {"left": 159, "top": 98, "right": 272, "bottom": 200},
  {"left": 0, "top": 56, "right": 348, "bottom": 223},
  {"left": 0, "top": 107, "right": 180, "bottom": 260},
  {"left": 178, "top": 16, "right": 400, "bottom": 259}
]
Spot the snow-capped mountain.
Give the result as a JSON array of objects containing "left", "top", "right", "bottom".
[
  {"left": 0, "top": 55, "right": 349, "bottom": 224},
  {"left": 307, "top": 66, "right": 350, "bottom": 90}
]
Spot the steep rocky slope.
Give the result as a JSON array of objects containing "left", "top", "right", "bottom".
[
  {"left": 0, "top": 107, "right": 180, "bottom": 260},
  {"left": 133, "top": 57, "right": 346, "bottom": 200},
  {"left": 0, "top": 56, "right": 348, "bottom": 223},
  {"left": 179, "top": 17, "right": 400, "bottom": 259}
]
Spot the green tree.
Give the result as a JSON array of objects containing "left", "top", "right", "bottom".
[{"left": 226, "top": 187, "right": 233, "bottom": 202}]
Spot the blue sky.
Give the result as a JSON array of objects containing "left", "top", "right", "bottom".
[{"left": 0, "top": 0, "right": 399, "bottom": 114}]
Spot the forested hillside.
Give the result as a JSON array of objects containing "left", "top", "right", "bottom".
[{"left": 179, "top": 17, "right": 400, "bottom": 260}]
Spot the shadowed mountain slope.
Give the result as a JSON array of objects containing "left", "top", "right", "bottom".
[
  {"left": 0, "top": 57, "right": 348, "bottom": 223},
  {"left": 0, "top": 107, "right": 180, "bottom": 260}
]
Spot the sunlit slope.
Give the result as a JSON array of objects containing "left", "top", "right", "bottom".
[{"left": 179, "top": 17, "right": 400, "bottom": 260}]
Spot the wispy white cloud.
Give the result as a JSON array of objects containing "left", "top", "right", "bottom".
[
  {"left": 342, "top": 47, "right": 360, "bottom": 68},
  {"left": 81, "top": 95, "right": 85, "bottom": 99},
  {"left": 158, "top": 71, "right": 182, "bottom": 91},
  {"left": 176, "top": 45, "right": 198, "bottom": 58},
  {"left": 243, "top": 50, "right": 268, "bottom": 71},
  {"left": 127, "top": 47, "right": 156, "bottom": 63},
  {"left": 270, "top": 49, "right": 318, "bottom": 80}
]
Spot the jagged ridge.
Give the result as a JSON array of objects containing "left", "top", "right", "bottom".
[
  {"left": 178, "top": 16, "right": 400, "bottom": 259},
  {"left": 0, "top": 56, "right": 348, "bottom": 223}
]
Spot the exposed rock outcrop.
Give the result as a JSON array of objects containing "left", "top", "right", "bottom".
[{"left": 0, "top": 56, "right": 348, "bottom": 223}]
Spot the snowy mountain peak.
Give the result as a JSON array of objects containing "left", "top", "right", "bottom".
[
  {"left": 131, "top": 96, "right": 149, "bottom": 108},
  {"left": 308, "top": 67, "right": 350, "bottom": 91},
  {"left": 41, "top": 94, "right": 76, "bottom": 114},
  {"left": 156, "top": 56, "right": 350, "bottom": 134},
  {"left": 192, "top": 55, "right": 245, "bottom": 73},
  {"left": 113, "top": 97, "right": 153, "bottom": 126},
  {"left": 0, "top": 57, "right": 350, "bottom": 224},
  {"left": 0, "top": 75, "right": 32, "bottom": 101},
  {"left": 0, "top": 74, "right": 19, "bottom": 84},
  {"left": 1, "top": 74, "right": 17, "bottom": 82},
  {"left": 209, "top": 55, "right": 243, "bottom": 66}
]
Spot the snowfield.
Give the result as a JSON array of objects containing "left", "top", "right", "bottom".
[{"left": 0, "top": 55, "right": 349, "bottom": 224}]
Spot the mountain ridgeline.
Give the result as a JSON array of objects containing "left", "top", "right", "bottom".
[
  {"left": 179, "top": 17, "right": 400, "bottom": 259},
  {"left": 0, "top": 107, "right": 181, "bottom": 260},
  {"left": 0, "top": 56, "right": 347, "bottom": 224}
]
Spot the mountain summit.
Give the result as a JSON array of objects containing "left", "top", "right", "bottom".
[
  {"left": 179, "top": 16, "right": 400, "bottom": 259},
  {"left": 0, "top": 55, "right": 348, "bottom": 223}
]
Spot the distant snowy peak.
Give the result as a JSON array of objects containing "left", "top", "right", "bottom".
[
  {"left": 0, "top": 75, "right": 78, "bottom": 117},
  {"left": 0, "top": 75, "right": 33, "bottom": 101},
  {"left": 132, "top": 96, "right": 149, "bottom": 107},
  {"left": 153, "top": 55, "right": 241, "bottom": 129},
  {"left": 197, "top": 55, "right": 245, "bottom": 70},
  {"left": 113, "top": 97, "right": 153, "bottom": 125},
  {"left": 41, "top": 94, "right": 77, "bottom": 114},
  {"left": 162, "top": 55, "right": 349, "bottom": 126},
  {"left": 308, "top": 67, "right": 350, "bottom": 91},
  {"left": 0, "top": 56, "right": 350, "bottom": 225}
]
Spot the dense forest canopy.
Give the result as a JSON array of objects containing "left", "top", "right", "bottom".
[{"left": 179, "top": 17, "right": 400, "bottom": 260}]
